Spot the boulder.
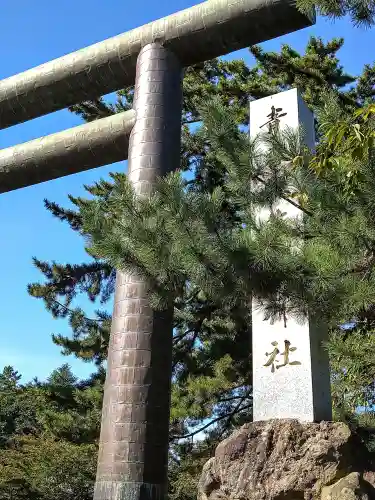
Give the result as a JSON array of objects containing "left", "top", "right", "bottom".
[
  {"left": 197, "top": 419, "right": 375, "bottom": 500},
  {"left": 321, "top": 472, "right": 370, "bottom": 500}
]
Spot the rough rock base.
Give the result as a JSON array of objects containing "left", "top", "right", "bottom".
[{"left": 197, "top": 419, "right": 375, "bottom": 500}]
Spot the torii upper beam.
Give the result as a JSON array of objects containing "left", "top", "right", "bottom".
[{"left": 0, "top": 0, "right": 314, "bottom": 130}]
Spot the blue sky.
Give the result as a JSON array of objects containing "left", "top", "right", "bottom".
[{"left": 0, "top": 0, "right": 373, "bottom": 383}]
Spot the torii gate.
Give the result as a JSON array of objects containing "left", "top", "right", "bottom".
[{"left": 0, "top": 1, "right": 314, "bottom": 499}]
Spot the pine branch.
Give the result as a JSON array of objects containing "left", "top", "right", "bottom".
[
  {"left": 253, "top": 173, "right": 313, "bottom": 216},
  {"left": 170, "top": 400, "right": 252, "bottom": 441},
  {"left": 49, "top": 299, "right": 105, "bottom": 324}
]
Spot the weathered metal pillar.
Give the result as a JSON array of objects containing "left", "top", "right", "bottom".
[{"left": 93, "top": 43, "right": 182, "bottom": 500}]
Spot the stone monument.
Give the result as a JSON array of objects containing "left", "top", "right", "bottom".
[{"left": 250, "top": 88, "right": 332, "bottom": 423}]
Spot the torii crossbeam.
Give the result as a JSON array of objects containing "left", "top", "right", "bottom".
[
  {"left": 0, "top": 0, "right": 314, "bottom": 193},
  {"left": 0, "top": 1, "right": 314, "bottom": 499}
]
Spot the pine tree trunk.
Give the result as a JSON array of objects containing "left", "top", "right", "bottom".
[{"left": 93, "top": 43, "right": 182, "bottom": 500}]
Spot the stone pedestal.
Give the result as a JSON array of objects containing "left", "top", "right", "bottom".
[
  {"left": 249, "top": 89, "right": 332, "bottom": 422},
  {"left": 198, "top": 419, "right": 375, "bottom": 500}
]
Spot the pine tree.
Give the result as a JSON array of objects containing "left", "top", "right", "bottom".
[
  {"left": 77, "top": 93, "right": 375, "bottom": 421},
  {"left": 27, "top": 36, "right": 375, "bottom": 497},
  {"left": 76, "top": 96, "right": 375, "bottom": 328},
  {"left": 56, "top": 95, "right": 375, "bottom": 496},
  {"left": 29, "top": 34, "right": 375, "bottom": 425}
]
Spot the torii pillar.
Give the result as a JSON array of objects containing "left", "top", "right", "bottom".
[{"left": 93, "top": 43, "right": 182, "bottom": 500}]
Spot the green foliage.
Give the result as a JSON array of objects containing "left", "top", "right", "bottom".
[
  {"left": 0, "top": 365, "right": 102, "bottom": 499},
  {"left": 250, "top": 38, "right": 356, "bottom": 110},
  {"left": 0, "top": 437, "right": 96, "bottom": 500},
  {"left": 312, "top": 100, "right": 375, "bottom": 198},
  {"left": 298, "top": 0, "right": 375, "bottom": 26},
  {"left": 23, "top": 34, "right": 375, "bottom": 499},
  {"left": 310, "top": 100, "right": 375, "bottom": 430},
  {"left": 168, "top": 439, "right": 217, "bottom": 500},
  {"left": 329, "top": 326, "right": 375, "bottom": 413},
  {"left": 75, "top": 98, "right": 375, "bottom": 327},
  {"left": 0, "top": 367, "right": 44, "bottom": 448},
  {"left": 77, "top": 96, "right": 375, "bottom": 492},
  {"left": 29, "top": 36, "right": 371, "bottom": 370}
]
